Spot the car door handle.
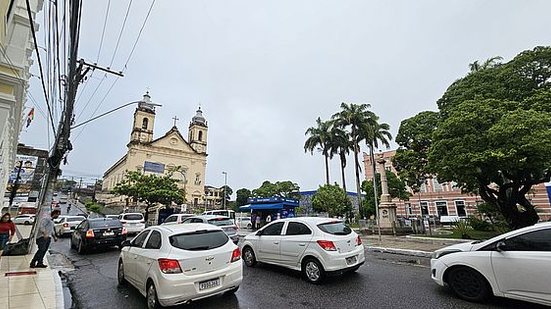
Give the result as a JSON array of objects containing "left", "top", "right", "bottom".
[{"left": 298, "top": 243, "right": 306, "bottom": 247}]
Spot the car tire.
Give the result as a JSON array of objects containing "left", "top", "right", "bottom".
[
  {"left": 146, "top": 281, "right": 162, "bottom": 309},
  {"left": 247, "top": 223, "right": 252, "bottom": 229},
  {"left": 302, "top": 258, "right": 325, "bottom": 284},
  {"left": 24, "top": 221, "right": 30, "bottom": 225},
  {"left": 117, "top": 260, "right": 126, "bottom": 286},
  {"left": 448, "top": 267, "right": 491, "bottom": 302},
  {"left": 242, "top": 246, "right": 257, "bottom": 267},
  {"left": 77, "top": 240, "right": 87, "bottom": 255}
]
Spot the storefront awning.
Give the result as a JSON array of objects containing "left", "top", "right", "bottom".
[{"left": 239, "top": 202, "right": 299, "bottom": 211}]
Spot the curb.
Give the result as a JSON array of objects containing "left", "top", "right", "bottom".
[
  {"left": 46, "top": 253, "right": 65, "bottom": 309},
  {"left": 405, "top": 235, "right": 472, "bottom": 244},
  {"left": 367, "top": 246, "right": 433, "bottom": 258}
]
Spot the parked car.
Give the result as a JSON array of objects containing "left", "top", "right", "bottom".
[
  {"left": 161, "top": 214, "right": 194, "bottom": 225},
  {"left": 431, "top": 221, "right": 551, "bottom": 306},
  {"left": 71, "top": 218, "right": 127, "bottom": 254},
  {"left": 119, "top": 213, "right": 146, "bottom": 234},
  {"left": 13, "top": 214, "right": 35, "bottom": 225},
  {"left": 236, "top": 217, "right": 252, "bottom": 229},
  {"left": 182, "top": 215, "right": 239, "bottom": 243},
  {"left": 105, "top": 215, "right": 119, "bottom": 220},
  {"left": 117, "top": 223, "right": 242, "bottom": 308},
  {"left": 241, "top": 217, "right": 365, "bottom": 284},
  {"left": 54, "top": 215, "right": 84, "bottom": 237}
]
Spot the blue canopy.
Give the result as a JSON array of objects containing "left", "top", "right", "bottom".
[{"left": 239, "top": 202, "right": 298, "bottom": 211}]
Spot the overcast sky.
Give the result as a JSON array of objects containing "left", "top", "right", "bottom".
[{"left": 20, "top": 0, "right": 551, "bottom": 195}]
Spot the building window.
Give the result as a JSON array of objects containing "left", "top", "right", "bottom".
[
  {"left": 198, "top": 130, "right": 203, "bottom": 141},
  {"left": 405, "top": 203, "right": 413, "bottom": 216},
  {"left": 142, "top": 118, "right": 148, "bottom": 129},
  {"left": 455, "top": 200, "right": 467, "bottom": 217},
  {"left": 420, "top": 201, "right": 429, "bottom": 216},
  {"left": 194, "top": 198, "right": 198, "bottom": 207},
  {"left": 436, "top": 201, "right": 448, "bottom": 216}
]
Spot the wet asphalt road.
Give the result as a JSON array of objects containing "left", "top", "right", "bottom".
[{"left": 51, "top": 202, "right": 543, "bottom": 309}]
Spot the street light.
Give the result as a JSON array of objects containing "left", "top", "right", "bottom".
[{"left": 222, "top": 171, "right": 227, "bottom": 210}]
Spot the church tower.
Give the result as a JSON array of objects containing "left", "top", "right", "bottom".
[
  {"left": 188, "top": 107, "right": 208, "bottom": 154},
  {"left": 130, "top": 92, "right": 156, "bottom": 144}
]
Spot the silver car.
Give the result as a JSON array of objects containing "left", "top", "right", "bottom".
[
  {"left": 182, "top": 215, "right": 239, "bottom": 244},
  {"left": 55, "top": 215, "right": 85, "bottom": 236}
]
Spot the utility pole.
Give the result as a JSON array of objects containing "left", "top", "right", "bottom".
[
  {"left": 8, "top": 161, "right": 23, "bottom": 211},
  {"left": 222, "top": 171, "right": 227, "bottom": 210}
]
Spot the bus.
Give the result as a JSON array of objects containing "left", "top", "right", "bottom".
[{"left": 202, "top": 209, "right": 235, "bottom": 222}]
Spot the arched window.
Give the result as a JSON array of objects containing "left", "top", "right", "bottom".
[
  {"left": 198, "top": 131, "right": 203, "bottom": 141},
  {"left": 142, "top": 118, "right": 149, "bottom": 130}
]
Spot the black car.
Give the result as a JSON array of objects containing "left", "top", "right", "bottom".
[{"left": 71, "top": 218, "right": 127, "bottom": 254}]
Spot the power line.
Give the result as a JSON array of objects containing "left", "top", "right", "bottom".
[
  {"left": 108, "top": 0, "right": 133, "bottom": 68},
  {"left": 96, "top": 0, "right": 111, "bottom": 62},
  {"left": 122, "top": 0, "right": 156, "bottom": 71}
]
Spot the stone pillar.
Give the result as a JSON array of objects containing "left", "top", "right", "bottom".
[{"left": 376, "top": 154, "right": 397, "bottom": 230}]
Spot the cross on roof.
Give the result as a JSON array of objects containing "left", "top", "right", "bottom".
[{"left": 172, "top": 116, "right": 179, "bottom": 127}]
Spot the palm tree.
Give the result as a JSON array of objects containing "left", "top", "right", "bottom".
[
  {"left": 328, "top": 125, "right": 352, "bottom": 192},
  {"left": 304, "top": 117, "right": 332, "bottom": 185},
  {"left": 332, "top": 103, "right": 376, "bottom": 210}
]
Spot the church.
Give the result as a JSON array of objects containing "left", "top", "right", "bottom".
[{"left": 101, "top": 92, "right": 209, "bottom": 211}]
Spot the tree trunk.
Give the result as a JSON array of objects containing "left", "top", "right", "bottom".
[
  {"left": 353, "top": 141, "right": 362, "bottom": 213},
  {"left": 339, "top": 151, "right": 346, "bottom": 192},
  {"left": 479, "top": 184, "right": 539, "bottom": 229},
  {"left": 324, "top": 154, "right": 330, "bottom": 185}
]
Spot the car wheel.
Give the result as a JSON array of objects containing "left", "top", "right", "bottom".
[
  {"left": 448, "top": 267, "right": 490, "bottom": 302},
  {"left": 24, "top": 221, "right": 30, "bottom": 225},
  {"left": 302, "top": 258, "right": 325, "bottom": 284},
  {"left": 247, "top": 223, "right": 252, "bottom": 229},
  {"left": 77, "top": 240, "right": 87, "bottom": 255},
  {"left": 146, "top": 282, "right": 162, "bottom": 309},
  {"left": 117, "top": 260, "right": 126, "bottom": 286},
  {"left": 242, "top": 246, "right": 257, "bottom": 267}
]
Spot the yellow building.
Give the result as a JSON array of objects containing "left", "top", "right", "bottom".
[{"left": 102, "top": 93, "right": 209, "bottom": 210}]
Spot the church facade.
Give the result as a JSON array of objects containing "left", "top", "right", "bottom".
[{"left": 102, "top": 93, "right": 209, "bottom": 210}]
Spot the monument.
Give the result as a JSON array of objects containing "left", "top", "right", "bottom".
[{"left": 376, "top": 154, "right": 398, "bottom": 231}]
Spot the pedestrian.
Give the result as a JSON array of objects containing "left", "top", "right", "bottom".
[
  {"left": 30, "top": 209, "right": 60, "bottom": 268},
  {"left": 266, "top": 214, "right": 272, "bottom": 224},
  {"left": 0, "top": 213, "right": 16, "bottom": 259},
  {"left": 255, "top": 215, "right": 261, "bottom": 229},
  {"left": 251, "top": 213, "right": 257, "bottom": 230},
  {"left": 276, "top": 213, "right": 281, "bottom": 220}
]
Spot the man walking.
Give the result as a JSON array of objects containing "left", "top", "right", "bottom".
[{"left": 30, "top": 209, "right": 60, "bottom": 268}]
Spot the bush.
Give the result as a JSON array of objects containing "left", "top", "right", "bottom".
[
  {"left": 468, "top": 216, "right": 492, "bottom": 231},
  {"left": 453, "top": 220, "right": 473, "bottom": 239}
]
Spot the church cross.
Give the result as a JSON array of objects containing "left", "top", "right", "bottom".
[{"left": 172, "top": 116, "right": 179, "bottom": 127}]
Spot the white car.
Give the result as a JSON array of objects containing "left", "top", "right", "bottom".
[
  {"left": 119, "top": 213, "right": 146, "bottom": 234},
  {"left": 236, "top": 217, "right": 252, "bottom": 230},
  {"left": 161, "top": 214, "right": 194, "bottom": 225},
  {"left": 54, "top": 215, "right": 84, "bottom": 236},
  {"left": 241, "top": 217, "right": 365, "bottom": 283},
  {"left": 117, "top": 223, "right": 242, "bottom": 308},
  {"left": 182, "top": 215, "right": 239, "bottom": 244},
  {"left": 431, "top": 222, "right": 551, "bottom": 306},
  {"left": 13, "top": 214, "right": 35, "bottom": 225}
]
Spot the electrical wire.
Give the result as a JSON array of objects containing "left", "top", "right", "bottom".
[{"left": 108, "top": 0, "right": 133, "bottom": 68}]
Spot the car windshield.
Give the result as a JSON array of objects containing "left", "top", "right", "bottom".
[
  {"left": 207, "top": 218, "right": 233, "bottom": 226},
  {"left": 90, "top": 220, "right": 122, "bottom": 228},
  {"left": 122, "top": 214, "right": 143, "bottom": 220},
  {"left": 317, "top": 221, "right": 352, "bottom": 235},
  {"left": 169, "top": 230, "right": 228, "bottom": 251}
]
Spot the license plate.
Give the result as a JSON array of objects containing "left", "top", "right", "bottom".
[
  {"left": 103, "top": 232, "right": 114, "bottom": 236},
  {"left": 199, "top": 278, "right": 220, "bottom": 290},
  {"left": 346, "top": 256, "right": 357, "bottom": 265}
]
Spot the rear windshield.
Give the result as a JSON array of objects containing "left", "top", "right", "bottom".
[
  {"left": 90, "top": 220, "right": 122, "bottom": 228},
  {"left": 169, "top": 230, "right": 228, "bottom": 251},
  {"left": 67, "top": 217, "right": 82, "bottom": 222},
  {"left": 207, "top": 218, "right": 233, "bottom": 226},
  {"left": 122, "top": 214, "right": 143, "bottom": 220},
  {"left": 317, "top": 221, "right": 352, "bottom": 235}
]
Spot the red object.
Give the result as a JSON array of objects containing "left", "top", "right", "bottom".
[
  {"left": 317, "top": 240, "right": 337, "bottom": 251},
  {"left": 0, "top": 221, "right": 16, "bottom": 236},
  {"left": 121, "top": 227, "right": 128, "bottom": 235},
  {"left": 63, "top": 223, "right": 69, "bottom": 228},
  {"left": 356, "top": 235, "right": 362, "bottom": 246},
  {"left": 231, "top": 248, "right": 241, "bottom": 262},
  {"left": 85, "top": 230, "right": 95, "bottom": 238},
  {"left": 158, "top": 258, "right": 182, "bottom": 274},
  {"left": 5, "top": 271, "right": 37, "bottom": 277}
]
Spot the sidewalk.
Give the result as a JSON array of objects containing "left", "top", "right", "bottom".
[
  {"left": 1, "top": 225, "right": 64, "bottom": 309},
  {"left": 360, "top": 234, "right": 469, "bottom": 258}
]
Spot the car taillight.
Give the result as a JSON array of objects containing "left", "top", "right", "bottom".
[
  {"left": 356, "top": 235, "right": 362, "bottom": 246},
  {"left": 158, "top": 258, "right": 182, "bottom": 274},
  {"left": 231, "top": 247, "right": 241, "bottom": 263},
  {"left": 317, "top": 240, "right": 337, "bottom": 251},
  {"left": 63, "top": 223, "right": 69, "bottom": 228},
  {"left": 85, "top": 230, "right": 95, "bottom": 238},
  {"left": 122, "top": 227, "right": 128, "bottom": 235}
]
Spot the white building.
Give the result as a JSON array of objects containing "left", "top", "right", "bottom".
[{"left": 0, "top": 0, "right": 43, "bottom": 206}]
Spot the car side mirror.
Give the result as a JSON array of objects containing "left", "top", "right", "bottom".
[
  {"left": 496, "top": 241, "right": 508, "bottom": 252},
  {"left": 256, "top": 230, "right": 263, "bottom": 236},
  {"left": 121, "top": 240, "right": 132, "bottom": 247}
]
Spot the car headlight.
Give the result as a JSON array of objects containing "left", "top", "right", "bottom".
[{"left": 431, "top": 249, "right": 462, "bottom": 259}]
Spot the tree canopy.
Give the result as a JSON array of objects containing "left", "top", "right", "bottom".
[
  {"left": 311, "top": 184, "right": 353, "bottom": 218},
  {"left": 251, "top": 181, "right": 300, "bottom": 199},
  {"left": 235, "top": 188, "right": 251, "bottom": 206}
]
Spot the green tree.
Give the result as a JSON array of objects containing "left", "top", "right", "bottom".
[
  {"left": 393, "top": 111, "right": 439, "bottom": 192},
  {"left": 311, "top": 184, "right": 352, "bottom": 217},
  {"left": 235, "top": 188, "right": 251, "bottom": 206},
  {"left": 328, "top": 126, "right": 352, "bottom": 192},
  {"left": 220, "top": 185, "right": 233, "bottom": 204},
  {"left": 360, "top": 171, "right": 411, "bottom": 218},
  {"left": 252, "top": 181, "right": 300, "bottom": 199},
  {"left": 304, "top": 117, "right": 333, "bottom": 184},
  {"left": 112, "top": 171, "right": 185, "bottom": 222}
]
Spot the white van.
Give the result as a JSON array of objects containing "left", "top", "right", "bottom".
[{"left": 202, "top": 210, "right": 236, "bottom": 222}]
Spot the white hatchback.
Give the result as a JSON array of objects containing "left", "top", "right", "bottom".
[
  {"left": 241, "top": 217, "right": 365, "bottom": 283},
  {"left": 431, "top": 222, "right": 551, "bottom": 306},
  {"left": 118, "top": 223, "right": 242, "bottom": 308},
  {"left": 119, "top": 213, "right": 146, "bottom": 234}
]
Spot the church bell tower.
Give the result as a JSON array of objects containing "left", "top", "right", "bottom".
[
  {"left": 188, "top": 107, "right": 208, "bottom": 154},
  {"left": 130, "top": 92, "right": 156, "bottom": 144}
]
